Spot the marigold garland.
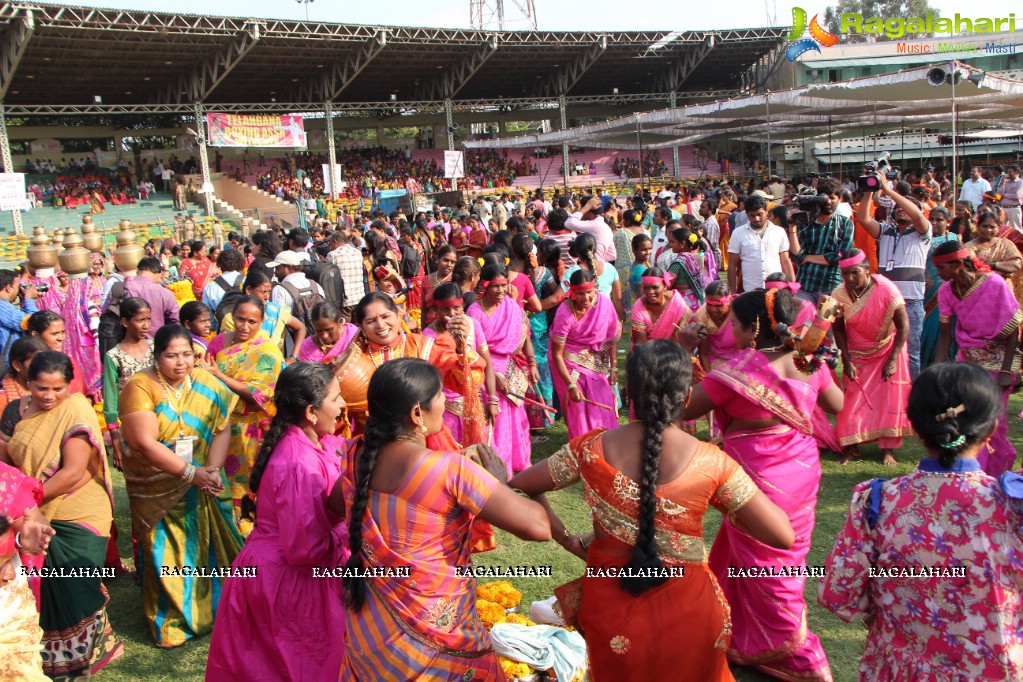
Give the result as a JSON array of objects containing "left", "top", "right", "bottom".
[
  {"left": 498, "top": 656, "right": 533, "bottom": 680},
  {"left": 166, "top": 279, "right": 196, "bottom": 305},
  {"left": 475, "top": 598, "right": 507, "bottom": 628},
  {"left": 476, "top": 581, "right": 522, "bottom": 609}
]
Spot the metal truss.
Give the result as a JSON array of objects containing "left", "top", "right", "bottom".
[
  {"left": 2, "top": 90, "right": 741, "bottom": 117},
  {"left": 0, "top": 3, "right": 784, "bottom": 47},
  {"left": 0, "top": 6, "right": 31, "bottom": 99},
  {"left": 418, "top": 38, "right": 498, "bottom": 101},
  {"left": 292, "top": 31, "right": 387, "bottom": 102},
  {"left": 156, "top": 20, "right": 262, "bottom": 104},
  {"left": 535, "top": 38, "right": 607, "bottom": 98},
  {"left": 655, "top": 35, "right": 715, "bottom": 94}
]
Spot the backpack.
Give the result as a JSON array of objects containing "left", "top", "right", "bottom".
[
  {"left": 212, "top": 275, "right": 245, "bottom": 329},
  {"left": 279, "top": 280, "right": 325, "bottom": 336},
  {"left": 98, "top": 279, "right": 126, "bottom": 358},
  {"left": 302, "top": 260, "right": 345, "bottom": 308}
]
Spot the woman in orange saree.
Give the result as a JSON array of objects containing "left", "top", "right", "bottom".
[
  {"left": 510, "top": 341, "right": 794, "bottom": 681},
  {"left": 966, "top": 209, "right": 1023, "bottom": 304},
  {"left": 333, "top": 358, "right": 551, "bottom": 681}
]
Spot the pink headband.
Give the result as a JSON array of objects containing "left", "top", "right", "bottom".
[
  {"left": 706, "top": 295, "right": 734, "bottom": 305},
  {"left": 838, "top": 251, "right": 866, "bottom": 269},
  {"left": 640, "top": 273, "right": 676, "bottom": 288},
  {"left": 765, "top": 281, "right": 801, "bottom": 293}
]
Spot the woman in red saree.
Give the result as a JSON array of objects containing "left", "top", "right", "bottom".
[
  {"left": 331, "top": 358, "right": 550, "bottom": 681},
  {"left": 685, "top": 289, "right": 844, "bottom": 682},
  {"left": 183, "top": 241, "right": 214, "bottom": 299},
  {"left": 550, "top": 269, "right": 621, "bottom": 441},
  {"left": 423, "top": 283, "right": 497, "bottom": 447},
  {"left": 510, "top": 341, "right": 794, "bottom": 681},
  {"left": 466, "top": 265, "right": 536, "bottom": 476},
  {"left": 933, "top": 240, "right": 1023, "bottom": 476},
  {"left": 832, "top": 249, "right": 913, "bottom": 467},
  {"left": 420, "top": 245, "right": 457, "bottom": 326}
]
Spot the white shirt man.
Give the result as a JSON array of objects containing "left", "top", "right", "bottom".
[
  {"left": 958, "top": 167, "right": 991, "bottom": 210},
  {"left": 268, "top": 251, "right": 323, "bottom": 357},
  {"left": 728, "top": 199, "right": 794, "bottom": 292},
  {"left": 999, "top": 165, "right": 1023, "bottom": 231},
  {"left": 567, "top": 196, "right": 617, "bottom": 261}
]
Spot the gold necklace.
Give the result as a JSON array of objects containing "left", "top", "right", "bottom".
[
  {"left": 367, "top": 335, "right": 406, "bottom": 367},
  {"left": 850, "top": 280, "right": 872, "bottom": 300},
  {"left": 393, "top": 434, "right": 426, "bottom": 447}
]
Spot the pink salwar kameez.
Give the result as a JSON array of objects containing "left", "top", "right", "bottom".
[
  {"left": 550, "top": 293, "right": 621, "bottom": 441},
  {"left": 703, "top": 348, "right": 834, "bottom": 682},
  {"left": 467, "top": 296, "right": 531, "bottom": 475},
  {"left": 205, "top": 426, "right": 348, "bottom": 682},
  {"left": 833, "top": 274, "right": 913, "bottom": 450},
  {"left": 938, "top": 273, "right": 1023, "bottom": 476}
]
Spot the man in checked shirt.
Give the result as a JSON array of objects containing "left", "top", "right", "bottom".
[{"left": 786, "top": 177, "right": 855, "bottom": 307}]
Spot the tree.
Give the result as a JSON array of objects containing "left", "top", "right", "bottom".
[{"left": 823, "top": 0, "right": 942, "bottom": 42}]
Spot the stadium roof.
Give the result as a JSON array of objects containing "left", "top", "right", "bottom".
[
  {"left": 0, "top": 1, "right": 786, "bottom": 114},
  {"left": 465, "top": 64, "right": 1023, "bottom": 150}
]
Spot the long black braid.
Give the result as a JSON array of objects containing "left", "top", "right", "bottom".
[
  {"left": 344, "top": 357, "right": 443, "bottom": 611},
  {"left": 621, "top": 340, "right": 692, "bottom": 595},
  {"left": 240, "top": 362, "right": 336, "bottom": 521}
]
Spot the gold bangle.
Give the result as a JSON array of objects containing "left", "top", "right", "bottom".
[{"left": 567, "top": 383, "right": 577, "bottom": 391}]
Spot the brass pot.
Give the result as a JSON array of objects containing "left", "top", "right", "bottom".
[
  {"left": 51, "top": 228, "right": 64, "bottom": 253},
  {"left": 27, "top": 225, "right": 58, "bottom": 269},
  {"left": 58, "top": 227, "right": 91, "bottom": 277},
  {"left": 80, "top": 215, "right": 104, "bottom": 253},
  {"left": 112, "top": 220, "right": 143, "bottom": 273}
]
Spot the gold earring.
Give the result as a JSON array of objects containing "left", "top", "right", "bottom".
[
  {"left": 420, "top": 423, "right": 428, "bottom": 434},
  {"left": 311, "top": 415, "right": 318, "bottom": 425}
]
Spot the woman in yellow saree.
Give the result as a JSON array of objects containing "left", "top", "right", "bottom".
[
  {"left": 120, "top": 325, "right": 243, "bottom": 648},
  {"left": 205, "top": 296, "right": 284, "bottom": 535},
  {"left": 3, "top": 350, "right": 122, "bottom": 679}
]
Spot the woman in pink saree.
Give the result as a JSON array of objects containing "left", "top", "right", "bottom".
[
  {"left": 933, "top": 240, "right": 1023, "bottom": 476},
  {"left": 550, "top": 270, "right": 621, "bottom": 441},
  {"left": 685, "top": 288, "right": 844, "bottom": 682},
  {"left": 832, "top": 250, "right": 913, "bottom": 467},
  {"left": 466, "top": 265, "right": 535, "bottom": 476},
  {"left": 630, "top": 267, "right": 692, "bottom": 347}
]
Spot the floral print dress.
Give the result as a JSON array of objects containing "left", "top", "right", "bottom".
[{"left": 819, "top": 457, "right": 1023, "bottom": 681}]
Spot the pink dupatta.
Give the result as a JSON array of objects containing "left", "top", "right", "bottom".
[
  {"left": 630, "top": 290, "right": 691, "bottom": 345},
  {"left": 297, "top": 323, "right": 360, "bottom": 363}
]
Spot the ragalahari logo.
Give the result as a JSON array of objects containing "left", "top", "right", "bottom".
[{"left": 786, "top": 7, "right": 839, "bottom": 62}]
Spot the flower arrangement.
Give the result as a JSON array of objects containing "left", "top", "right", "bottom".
[
  {"left": 166, "top": 279, "right": 195, "bottom": 305},
  {"left": 498, "top": 656, "right": 532, "bottom": 680},
  {"left": 476, "top": 581, "right": 522, "bottom": 609},
  {"left": 475, "top": 598, "right": 507, "bottom": 628},
  {"left": 504, "top": 612, "right": 535, "bottom": 627}
]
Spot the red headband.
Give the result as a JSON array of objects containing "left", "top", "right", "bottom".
[
  {"left": 932, "top": 249, "right": 970, "bottom": 265},
  {"left": 838, "top": 251, "right": 866, "bottom": 269},
  {"left": 374, "top": 266, "right": 395, "bottom": 281},
  {"left": 570, "top": 281, "right": 595, "bottom": 294},
  {"left": 765, "top": 281, "right": 801, "bottom": 293},
  {"left": 0, "top": 530, "right": 13, "bottom": 556},
  {"left": 432, "top": 298, "right": 463, "bottom": 308},
  {"left": 480, "top": 276, "right": 508, "bottom": 289}
]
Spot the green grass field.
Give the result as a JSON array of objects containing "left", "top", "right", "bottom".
[{"left": 96, "top": 373, "right": 1023, "bottom": 682}]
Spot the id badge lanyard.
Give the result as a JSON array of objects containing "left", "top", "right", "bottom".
[{"left": 158, "top": 372, "right": 194, "bottom": 463}]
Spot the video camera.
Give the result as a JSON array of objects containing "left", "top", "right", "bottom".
[
  {"left": 858, "top": 151, "right": 901, "bottom": 193},
  {"left": 789, "top": 190, "right": 832, "bottom": 224}
]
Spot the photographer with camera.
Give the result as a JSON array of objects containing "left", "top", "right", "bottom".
[
  {"left": 566, "top": 195, "right": 616, "bottom": 263},
  {"left": 0, "top": 270, "right": 37, "bottom": 371},
  {"left": 786, "top": 177, "right": 855, "bottom": 306},
  {"left": 856, "top": 170, "right": 931, "bottom": 379}
]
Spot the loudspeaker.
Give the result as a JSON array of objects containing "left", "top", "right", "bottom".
[{"left": 926, "top": 67, "right": 947, "bottom": 87}]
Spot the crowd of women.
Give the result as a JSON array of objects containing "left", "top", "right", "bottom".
[{"left": 1, "top": 164, "right": 1023, "bottom": 682}]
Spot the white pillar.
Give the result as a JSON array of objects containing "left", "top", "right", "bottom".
[
  {"left": 193, "top": 102, "right": 216, "bottom": 217},
  {"left": 0, "top": 104, "right": 23, "bottom": 235},
  {"left": 559, "top": 95, "right": 569, "bottom": 188},
  {"left": 325, "top": 101, "right": 338, "bottom": 201}
]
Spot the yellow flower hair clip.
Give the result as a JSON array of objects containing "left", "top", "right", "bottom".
[
  {"left": 20, "top": 315, "right": 29, "bottom": 331},
  {"left": 477, "top": 257, "right": 485, "bottom": 267},
  {"left": 688, "top": 233, "right": 699, "bottom": 244}
]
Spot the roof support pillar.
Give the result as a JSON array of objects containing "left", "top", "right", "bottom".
[
  {"left": 193, "top": 102, "right": 215, "bottom": 217},
  {"left": 0, "top": 103, "right": 22, "bottom": 235},
  {"left": 0, "top": 10, "right": 33, "bottom": 100},
  {"left": 559, "top": 95, "right": 569, "bottom": 188},
  {"left": 325, "top": 100, "right": 338, "bottom": 200},
  {"left": 669, "top": 91, "right": 679, "bottom": 177}
]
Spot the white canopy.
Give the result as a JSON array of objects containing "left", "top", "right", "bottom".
[{"left": 465, "top": 64, "right": 1023, "bottom": 151}]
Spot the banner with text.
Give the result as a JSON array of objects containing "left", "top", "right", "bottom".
[
  {"left": 206, "top": 113, "right": 308, "bottom": 148},
  {"left": 443, "top": 150, "right": 465, "bottom": 179},
  {"left": 0, "top": 173, "right": 29, "bottom": 211}
]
